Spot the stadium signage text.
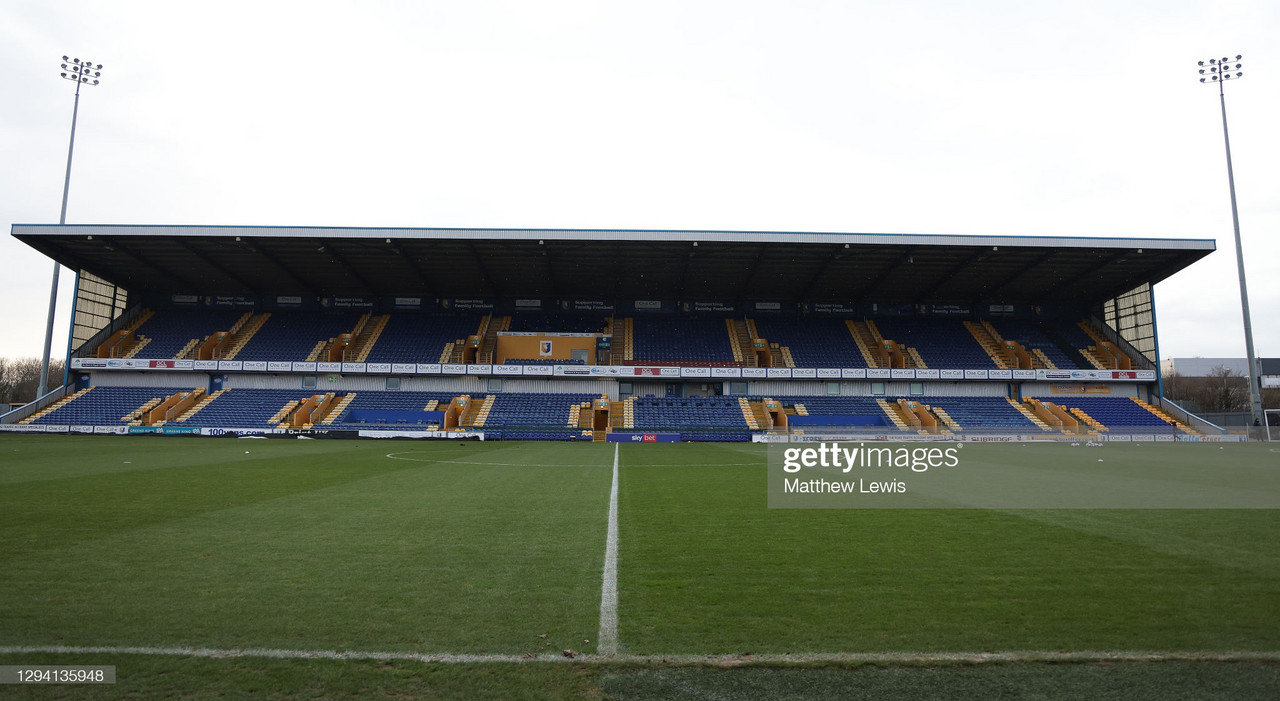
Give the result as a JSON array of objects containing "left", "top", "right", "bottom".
[
  {"left": 607, "top": 432, "right": 680, "bottom": 443},
  {"left": 65, "top": 358, "right": 1157, "bottom": 384},
  {"left": 564, "top": 300, "right": 614, "bottom": 312}
]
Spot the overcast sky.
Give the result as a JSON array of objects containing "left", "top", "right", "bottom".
[{"left": 1, "top": 1, "right": 1276, "bottom": 362}]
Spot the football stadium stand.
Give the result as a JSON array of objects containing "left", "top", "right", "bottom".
[
  {"left": 928, "top": 396, "right": 1045, "bottom": 432},
  {"left": 986, "top": 318, "right": 1080, "bottom": 370},
  {"left": 128, "top": 309, "right": 248, "bottom": 360},
  {"left": 3, "top": 225, "right": 1220, "bottom": 440},
  {"left": 631, "top": 317, "right": 737, "bottom": 365},
  {"left": 183, "top": 389, "right": 322, "bottom": 428},
  {"left": 364, "top": 314, "right": 480, "bottom": 365},
  {"left": 872, "top": 317, "right": 997, "bottom": 370},
  {"left": 507, "top": 313, "right": 607, "bottom": 334},
  {"left": 750, "top": 317, "right": 868, "bottom": 369},
  {"left": 1030, "top": 396, "right": 1181, "bottom": 431},
  {"left": 25, "top": 386, "right": 167, "bottom": 426},
  {"left": 234, "top": 312, "right": 366, "bottom": 362},
  {"left": 632, "top": 396, "right": 750, "bottom": 433}
]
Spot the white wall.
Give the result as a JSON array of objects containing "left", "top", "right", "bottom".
[
  {"left": 627, "top": 381, "right": 668, "bottom": 397},
  {"left": 747, "top": 380, "right": 1010, "bottom": 398},
  {"left": 1020, "top": 382, "right": 1139, "bottom": 398},
  {"left": 85, "top": 371, "right": 205, "bottom": 389},
  {"left": 84, "top": 371, "right": 1145, "bottom": 403},
  {"left": 218, "top": 373, "right": 619, "bottom": 397}
]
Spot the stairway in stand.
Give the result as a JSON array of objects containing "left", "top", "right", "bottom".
[{"left": 847, "top": 320, "right": 887, "bottom": 367}]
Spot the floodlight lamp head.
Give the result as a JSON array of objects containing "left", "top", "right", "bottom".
[
  {"left": 1236, "top": 54, "right": 1243, "bottom": 60},
  {"left": 1197, "top": 60, "right": 1204, "bottom": 66},
  {"left": 1200, "top": 77, "right": 1206, "bottom": 83},
  {"left": 62, "top": 55, "right": 69, "bottom": 61}
]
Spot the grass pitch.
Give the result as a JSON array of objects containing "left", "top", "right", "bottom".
[
  {"left": 1, "top": 435, "right": 1278, "bottom": 698},
  {"left": 621, "top": 442, "right": 1280, "bottom": 654},
  {"left": 1, "top": 436, "right": 613, "bottom": 654}
]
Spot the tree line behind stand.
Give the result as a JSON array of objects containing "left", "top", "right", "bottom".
[
  {"left": 1162, "top": 366, "right": 1278, "bottom": 414},
  {"left": 0, "top": 357, "right": 66, "bottom": 408}
]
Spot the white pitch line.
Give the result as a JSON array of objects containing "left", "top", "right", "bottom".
[
  {"left": 0, "top": 645, "right": 551, "bottom": 663},
  {"left": 597, "top": 443, "right": 620, "bottom": 657},
  {"left": 2, "top": 645, "right": 1278, "bottom": 666}
]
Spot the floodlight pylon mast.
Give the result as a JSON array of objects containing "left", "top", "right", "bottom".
[
  {"left": 38, "top": 56, "right": 103, "bottom": 399},
  {"left": 1198, "top": 54, "right": 1264, "bottom": 435}
]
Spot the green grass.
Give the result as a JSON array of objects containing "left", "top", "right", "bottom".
[
  {"left": 619, "top": 442, "right": 1280, "bottom": 654},
  {"left": 0, "top": 436, "right": 613, "bottom": 653},
  {"left": 1, "top": 435, "right": 1278, "bottom": 698}
]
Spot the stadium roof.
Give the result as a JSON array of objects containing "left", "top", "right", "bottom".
[{"left": 11, "top": 224, "right": 1215, "bottom": 307}]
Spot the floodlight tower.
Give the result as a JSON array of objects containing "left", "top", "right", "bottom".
[
  {"left": 38, "top": 57, "right": 103, "bottom": 399},
  {"left": 1198, "top": 54, "right": 1265, "bottom": 434}
]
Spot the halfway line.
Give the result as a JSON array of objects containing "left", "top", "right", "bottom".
[{"left": 597, "top": 443, "right": 620, "bottom": 657}]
